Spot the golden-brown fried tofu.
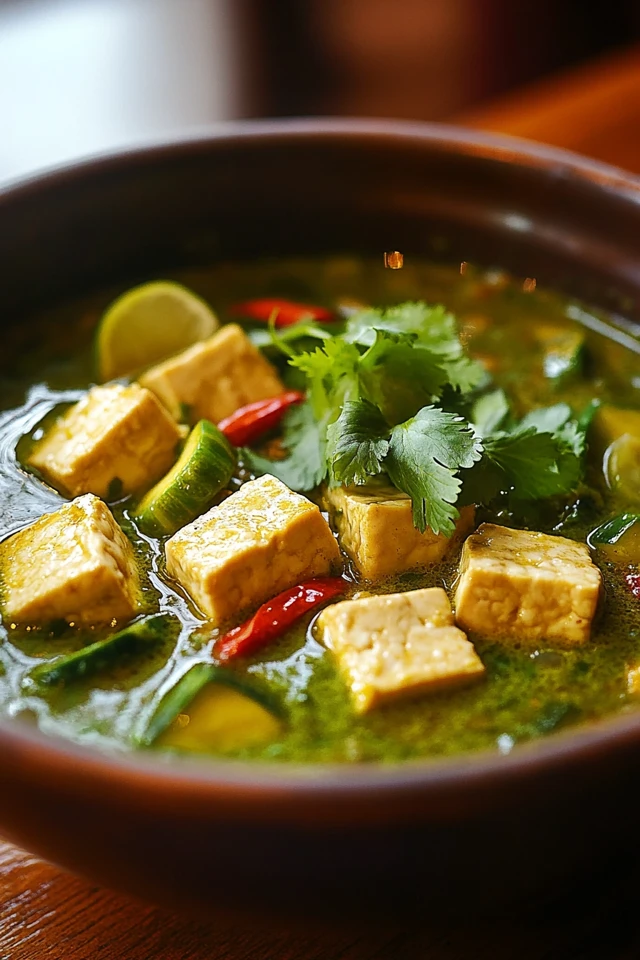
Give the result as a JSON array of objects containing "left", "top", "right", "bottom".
[
  {"left": 139, "top": 324, "right": 284, "bottom": 422},
  {"left": 454, "top": 523, "right": 602, "bottom": 646},
  {"left": 316, "top": 587, "right": 484, "bottom": 713},
  {"left": 28, "top": 383, "right": 181, "bottom": 499},
  {"left": 0, "top": 494, "right": 140, "bottom": 626},
  {"left": 165, "top": 474, "right": 341, "bottom": 624},
  {"left": 324, "top": 482, "right": 474, "bottom": 579}
]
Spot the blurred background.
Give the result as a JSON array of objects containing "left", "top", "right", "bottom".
[{"left": 1, "top": 0, "right": 640, "bottom": 182}]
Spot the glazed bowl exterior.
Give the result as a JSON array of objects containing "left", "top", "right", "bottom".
[{"left": 1, "top": 120, "right": 640, "bottom": 920}]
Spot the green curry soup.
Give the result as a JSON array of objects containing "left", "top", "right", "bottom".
[{"left": 0, "top": 257, "right": 639, "bottom": 763}]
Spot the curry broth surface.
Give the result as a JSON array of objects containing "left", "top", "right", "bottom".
[{"left": 0, "top": 257, "right": 639, "bottom": 762}]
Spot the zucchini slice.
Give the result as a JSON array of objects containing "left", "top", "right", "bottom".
[
  {"left": 134, "top": 419, "right": 236, "bottom": 536},
  {"left": 604, "top": 434, "right": 640, "bottom": 504},
  {"left": 589, "top": 513, "right": 640, "bottom": 564},
  {"left": 30, "top": 614, "right": 166, "bottom": 686},
  {"left": 591, "top": 405, "right": 640, "bottom": 446},
  {"left": 139, "top": 663, "right": 282, "bottom": 752}
]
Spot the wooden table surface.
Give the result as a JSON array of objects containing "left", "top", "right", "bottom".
[{"left": 3, "top": 38, "right": 640, "bottom": 960}]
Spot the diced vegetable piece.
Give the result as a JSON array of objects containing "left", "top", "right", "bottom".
[
  {"left": 134, "top": 420, "right": 236, "bottom": 537},
  {"left": 30, "top": 615, "right": 166, "bottom": 686},
  {"left": 139, "top": 662, "right": 281, "bottom": 751},
  {"left": 218, "top": 391, "right": 304, "bottom": 447},
  {"left": 455, "top": 524, "right": 602, "bottom": 646},
  {"left": 165, "top": 475, "right": 342, "bottom": 625},
  {"left": 316, "top": 587, "right": 484, "bottom": 713},
  {"left": 591, "top": 405, "right": 640, "bottom": 449},
  {"left": 589, "top": 513, "right": 640, "bottom": 544},
  {"left": 324, "top": 482, "right": 475, "bottom": 579},
  {"left": 589, "top": 406, "right": 640, "bottom": 502},
  {"left": 534, "top": 324, "right": 585, "bottom": 380},
  {"left": 216, "top": 577, "right": 345, "bottom": 661},
  {"left": 96, "top": 281, "right": 218, "bottom": 382},
  {"left": 138, "top": 662, "right": 214, "bottom": 745},
  {"left": 0, "top": 494, "right": 140, "bottom": 626},
  {"left": 589, "top": 514, "right": 640, "bottom": 564},
  {"left": 229, "top": 298, "right": 334, "bottom": 327},
  {"left": 28, "top": 383, "right": 182, "bottom": 500},
  {"left": 159, "top": 684, "right": 281, "bottom": 753},
  {"left": 604, "top": 435, "right": 640, "bottom": 504},
  {"left": 139, "top": 324, "right": 284, "bottom": 423}
]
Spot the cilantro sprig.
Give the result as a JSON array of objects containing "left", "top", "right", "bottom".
[{"left": 242, "top": 301, "right": 587, "bottom": 535}]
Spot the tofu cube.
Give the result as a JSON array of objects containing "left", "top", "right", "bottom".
[
  {"left": 139, "top": 324, "right": 284, "bottom": 422},
  {"left": 165, "top": 474, "right": 341, "bottom": 624},
  {"left": 316, "top": 587, "right": 484, "bottom": 713},
  {"left": 324, "top": 482, "right": 475, "bottom": 579},
  {"left": 454, "top": 523, "right": 602, "bottom": 646},
  {"left": 0, "top": 494, "right": 140, "bottom": 625},
  {"left": 28, "top": 383, "right": 182, "bottom": 499}
]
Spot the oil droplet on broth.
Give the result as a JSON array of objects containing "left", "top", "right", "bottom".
[{"left": 383, "top": 251, "right": 404, "bottom": 270}]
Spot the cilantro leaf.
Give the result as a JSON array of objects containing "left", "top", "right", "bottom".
[
  {"left": 240, "top": 402, "right": 326, "bottom": 492},
  {"left": 346, "top": 302, "right": 457, "bottom": 347},
  {"left": 471, "top": 388, "right": 510, "bottom": 436},
  {"left": 358, "top": 330, "right": 447, "bottom": 424},
  {"left": 385, "top": 406, "right": 483, "bottom": 535},
  {"left": 462, "top": 423, "right": 583, "bottom": 506},
  {"left": 444, "top": 354, "right": 487, "bottom": 393},
  {"left": 289, "top": 338, "right": 361, "bottom": 420},
  {"left": 327, "top": 399, "right": 390, "bottom": 486},
  {"left": 346, "top": 301, "right": 485, "bottom": 395},
  {"left": 460, "top": 398, "right": 588, "bottom": 506},
  {"left": 483, "top": 428, "right": 578, "bottom": 499},
  {"left": 248, "top": 319, "right": 334, "bottom": 354},
  {"left": 519, "top": 403, "right": 572, "bottom": 434},
  {"left": 557, "top": 419, "right": 586, "bottom": 458}
]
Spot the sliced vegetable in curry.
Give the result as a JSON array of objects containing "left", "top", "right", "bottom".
[{"left": 0, "top": 257, "right": 639, "bottom": 763}]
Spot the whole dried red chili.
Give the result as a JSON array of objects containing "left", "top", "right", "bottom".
[
  {"left": 215, "top": 577, "right": 346, "bottom": 662},
  {"left": 229, "top": 298, "right": 334, "bottom": 327},
  {"left": 626, "top": 573, "right": 640, "bottom": 598},
  {"left": 217, "top": 390, "right": 304, "bottom": 447}
]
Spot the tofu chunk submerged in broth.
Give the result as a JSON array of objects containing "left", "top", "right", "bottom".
[{"left": 0, "top": 258, "right": 638, "bottom": 762}]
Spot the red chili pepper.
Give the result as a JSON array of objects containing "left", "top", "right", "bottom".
[
  {"left": 217, "top": 390, "right": 304, "bottom": 447},
  {"left": 229, "top": 298, "right": 334, "bottom": 327},
  {"left": 215, "top": 577, "right": 346, "bottom": 662},
  {"left": 626, "top": 573, "right": 640, "bottom": 598}
]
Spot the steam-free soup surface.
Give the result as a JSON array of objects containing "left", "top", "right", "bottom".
[{"left": 0, "top": 257, "right": 639, "bottom": 762}]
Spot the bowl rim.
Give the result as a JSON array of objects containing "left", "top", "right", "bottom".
[
  {"left": 2, "top": 115, "right": 640, "bottom": 201},
  {"left": 2, "top": 116, "right": 640, "bottom": 815}
]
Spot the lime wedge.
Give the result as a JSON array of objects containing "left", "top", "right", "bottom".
[
  {"left": 96, "top": 281, "right": 218, "bottom": 382},
  {"left": 134, "top": 419, "right": 236, "bottom": 536}
]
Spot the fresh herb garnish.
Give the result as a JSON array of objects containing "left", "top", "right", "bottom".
[
  {"left": 326, "top": 399, "right": 390, "bottom": 487},
  {"left": 385, "top": 407, "right": 482, "bottom": 534},
  {"left": 241, "top": 401, "right": 327, "bottom": 492},
  {"left": 242, "top": 301, "right": 588, "bottom": 533}
]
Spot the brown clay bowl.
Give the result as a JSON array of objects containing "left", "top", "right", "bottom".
[{"left": 1, "top": 120, "right": 640, "bottom": 923}]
